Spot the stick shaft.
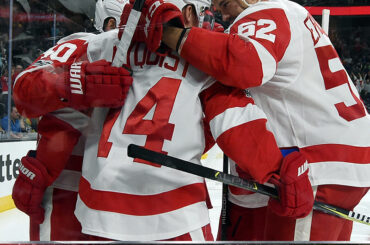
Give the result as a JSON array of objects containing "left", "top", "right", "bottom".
[
  {"left": 220, "top": 154, "right": 229, "bottom": 240},
  {"left": 127, "top": 144, "right": 370, "bottom": 226},
  {"left": 127, "top": 144, "right": 277, "bottom": 196},
  {"left": 112, "top": 0, "right": 146, "bottom": 67}
]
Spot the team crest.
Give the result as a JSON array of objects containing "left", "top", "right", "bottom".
[
  {"left": 32, "top": 59, "right": 53, "bottom": 67},
  {"left": 245, "top": 89, "right": 252, "bottom": 98}
]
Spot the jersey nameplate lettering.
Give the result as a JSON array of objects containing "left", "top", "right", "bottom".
[{"left": 126, "top": 43, "right": 190, "bottom": 78}]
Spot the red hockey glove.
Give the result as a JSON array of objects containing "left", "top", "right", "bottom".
[
  {"left": 126, "top": 0, "right": 184, "bottom": 54},
  {"left": 268, "top": 151, "right": 314, "bottom": 219},
  {"left": 202, "top": 22, "right": 224, "bottom": 32},
  {"left": 62, "top": 60, "right": 133, "bottom": 110},
  {"left": 201, "top": 9, "right": 224, "bottom": 32},
  {"left": 12, "top": 152, "right": 54, "bottom": 224},
  {"left": 213, "top": 23, "right": 225, "bottom": 33}
]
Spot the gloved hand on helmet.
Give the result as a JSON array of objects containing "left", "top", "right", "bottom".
[{"left": 119, "top": 0, "right": 184, "bottom": 55}]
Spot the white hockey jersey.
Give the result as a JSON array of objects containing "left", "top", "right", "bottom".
[
  {"left": 237, "top": 0, "right": 370, "bottom": 187},
  {"left": 179, "top": 0, "right": 370, "bottom": 208},
  {"left": 74, "top": 29, "right": 282, "bottom": 240},
  {"left": 77, "top": 43, "right": 213, "bottom": 241}
]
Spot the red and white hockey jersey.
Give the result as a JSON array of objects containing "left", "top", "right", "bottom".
[
  {"left": 73, "top": 30, "right": 282, "bottom": 241},
  {"left": 181, "top": 0, "right": 370, "bottom": 190},
  {"left": 13, "top": 32, "right": 96, "bottom": 196},
  {"left": 13, "top": 33, "right": 94, "bottom": 197},
  {"left": 13, "top": 33, "right": 93, "bottom": 240}
]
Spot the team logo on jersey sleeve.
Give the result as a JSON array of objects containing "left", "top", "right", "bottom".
[
  {"left": 245, "top": 89, "right": 252, "bottom": 98},
  {"left": 32, "top": 59, "right": 53, "bottom": 67}
]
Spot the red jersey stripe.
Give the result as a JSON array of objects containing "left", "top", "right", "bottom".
[
  {"left": 79, "top": 177, "right": 207, "bottom": 216},
  {"left": 201, "top": 82, "right": 254, "bottom": 122},
  {"left": 301, "top": 144, "right": 370, "bottom": 164}
]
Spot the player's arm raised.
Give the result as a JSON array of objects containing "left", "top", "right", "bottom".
[
  {"left": 175, "top": 9, "right": 290, "bottom": 89},
  {"left": 137, "top": 0, "right": 290, "bottom": 89}
]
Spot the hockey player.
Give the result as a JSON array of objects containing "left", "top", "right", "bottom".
[
  {"left": 73, "top": 0, "right": 312, "bottom": 241},
  {"left": 12, "top": 0, "right": 131, "bottom": 240},
  {"left": 139, "top": 0, "right": 370, "bottom": 241}
]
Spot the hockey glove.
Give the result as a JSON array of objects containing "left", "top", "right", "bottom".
[
  {"left": 62, "top": 60, "right": 133, "bottom": 110},
  {"left": 125, "top": 0, "right": 184, "bottom": 55},
  {"left": 268, "top": 151, "right": 314, "bottom": 219},
  {"left": 213, "top": 22, "right": 225, "bottom": 33},
  {"left": 12, "top": 152, "right": 54, "bottom": 224}
]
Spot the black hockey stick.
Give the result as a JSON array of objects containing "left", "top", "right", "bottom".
[
  {"left": 220, "top": 154, "right": 229, "bottom": 241},
  {"left": 112, "top": 0, "right": 145, "bottom": 67},
  {"left": 127, "top": 144, "right": 370, "bottom": 226}
]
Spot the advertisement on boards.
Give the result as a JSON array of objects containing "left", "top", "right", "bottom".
[{"left": 0, "top": 141, "right": 36, "bottom": 197}]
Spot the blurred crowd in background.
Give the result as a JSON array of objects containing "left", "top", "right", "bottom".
[{"left": 0, "top": 0, "right": 369, "bottom": 140}]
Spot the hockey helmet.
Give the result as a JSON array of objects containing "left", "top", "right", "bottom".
[
  {"left": 95, "top": 0, "right": 127, "bottom": 32},
  {"left": 187, "top": 0, "right": 212, "bottom": 18}
]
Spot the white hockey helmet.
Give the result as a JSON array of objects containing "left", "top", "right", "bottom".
[
  {"left": 94, "top": 0, "right": 127, "bottom": 32},
  {"left": 186, "top": 0, "right": 212, "bottom": 17},
  {"left": 165, "top": 0, "right": 212, "bottom": 26}
]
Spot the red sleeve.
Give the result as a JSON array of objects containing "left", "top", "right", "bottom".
[
  {"left": 36, "top": 110, "right": 88, "bottom": 184},
  {"left": 200, "top": 82, "right": 282, "bottom": 183},
  {"left": 181, "top": 8, "right": 290, "bottom": 89},
  {"left": 202, "top": 118, "right": 215, "bottom": 154},
  {"left": 13, "top": 39, "right": 89, "bottom": 118}
]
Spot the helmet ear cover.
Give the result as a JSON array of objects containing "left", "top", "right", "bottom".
[
  {"left": 94, "top": 0, "right": 126, "bottom": 32},
  {"left": 102, "top": 17, "right": 116, "bottom": 31}
]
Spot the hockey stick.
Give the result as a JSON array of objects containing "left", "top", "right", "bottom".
[
  {"left": 112, "top": 0, "right": 146, "bottom": 67},
  {"left": 220, "top": 154, "right": 229, "bottom": 240},
  {"left": 127, "top": 144, "right": 370, "bottom": 226}
]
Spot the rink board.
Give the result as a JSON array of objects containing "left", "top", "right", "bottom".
[{"left": 0, "top": 140, "right": 37, "bottom": 212}]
